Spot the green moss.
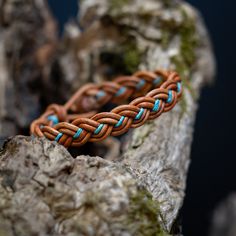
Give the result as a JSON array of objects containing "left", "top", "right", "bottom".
[
  {"left": 172, "top": 8, "right": 198, "bottom": 97},
  {"left": 169, "top": 10, "right": 198, "bottom": 80},
  {"left": 110, "top": 0, "right": 130, "bottom": 11},
  {"left": 99, "top": 39, "right": 141, "bottom": 78},
  {"left": 162, "top": 0, "right": 176, "bottom": 8},
  {"left": 162, "top": 7, "right": 199, "bottom": 72},
  {"left": 165, "top": 8, "right": 199, "bottom": 116},
  {"left": 161, "top": 30, "right": 171, "bottom": 49},
  {"left": 127, "top": 188, "right": 170, "bottom": 236},
  {"left": 123, "top": 42, "right": 141, "bottom": 74},
  {"left": 179, "top": 92, "right": 188, "bottom": 117},
  {"left": 179, "top": 9, "right": 199, "bottom": 68},
  {"left": 172, "top": 54, "right": 197, "bottom": 116},
  {"left": 171, "top": 55, "right": 197, "bottom": 99},
  {"left": 74, "top": 186, "right": 170, "bottom": 235},
  {"left": 159, "top": 6, "right": 199, "bottom": 105}
]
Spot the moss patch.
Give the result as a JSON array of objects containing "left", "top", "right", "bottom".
[
  {"left": 160, "top": 7, "right": 200, "bottom": 116},
  {"left": 161, "top": 30, "right": 171, "bottom": 49},
  {"left": 110, "top": 0, "right": 130, "bottom": 11},
  {"left": 171, "top": 8, "right": 199, "bottom": 99},
  {"left": 171, "top": 12, "right": 198, "bottom": 113},
  {"left": 160, "top": 7, "right": 198, "bottom": 76},
  {"left": 127, "top": 188, "right": 170, "bottom": 236},
  {"left": 159, "top": 6, "right": 199, "bottom": 103},
  {"left": 99, "top": 37, "right": 141, "bottom": 77},
  {"left": 73, "top": 184, "right": 169, "bottom": 235},
  {"left": 171, "top": 55, "right": 197, "bottom": 100},
  {"left": 123, "top": 41, "right": 141, "bottom": 74},
  {"left": 177, "top": 9, "right": 198, "bottom": 71},
  {"left": 179, "top": 92, "right": 188, "bottom": 117}
]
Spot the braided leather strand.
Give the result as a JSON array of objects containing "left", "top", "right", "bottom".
[{"left": 30, "top": 69, "right": 183, "bottom": 148}]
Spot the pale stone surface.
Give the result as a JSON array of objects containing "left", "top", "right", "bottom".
[
  {"left": 0, "top": 136, "right": 167, "bottom": 236},
  {"left": 0, "top": 0, "right": 215, "bottom": 235}
]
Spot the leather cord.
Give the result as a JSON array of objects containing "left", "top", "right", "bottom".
[{"left": 30, "top": 69, "right": 183, "bottom": 148}]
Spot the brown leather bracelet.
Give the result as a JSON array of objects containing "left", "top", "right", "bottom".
[{"left": 30, "top": 69, "right": 183, "bottom": 148}]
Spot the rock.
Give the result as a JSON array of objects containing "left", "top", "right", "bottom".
[
  {"left": 0, "top": 0, "right": 216, "bottom": 235},
  {"left": 0, "top": 136, "right": 169, "bottom": 236},
  {"left": 0, "top": 0, "right": 58, "bottom": 137},
  {"left": 210, "top": 193, "right": 236, "bottom": 236},
  {"left": 76, "top": 0, "right": 216, "bottom": 232}
]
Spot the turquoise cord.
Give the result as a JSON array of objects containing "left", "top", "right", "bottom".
[
  {"left": 135, "top": 108, "right": 144, "bottom": 120},
  {"left": 96, "top": 90, "right": 106, "bottom": 99},
  {"left": 177, "top": 82, "right": 181, "bottom": 93},
  {"left": 115, "top": 116, "right": 125, "bottom": 128},
  {"left": 152, "top": 100, "right": 160, "bottom": 112},
  {"left": 153, "top": 76, "right": 162, "bottom": 86},
  {"left": 115, "top": 87, "right": 127, "bottom": 96},
  {"left": 48, "top": 115, "right": 59, "bottom": 125},
  {"left": 73, "top": 128, "right": 83, "bottom": 139},
  {"left": 136, "top": 79, "right": 146, "bottom": 90},
  {"left": 94, "top": 124, "right": 104, "bottom": 135},
  {"left": 166, "top": 90, "right": 173, "bottom": 103},
  {"left": 55, "top": 133, "right": 63, "bottom": 142}
]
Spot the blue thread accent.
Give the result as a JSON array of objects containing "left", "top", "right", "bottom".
[
  {"left": 166, "top": 90, "right": 173, "bottom": 103},
  {"left": 115, "top": 116, "right": 125, "bottom": 128},
  {"left": 96, "top": 90, "right": 106, "bottom": 99},
  {"left": 177, "top": 82, "right": 181, "bottom": 93},
  {"left": 94, "top": 124, "right": 104, "bottom": 135},
  {"left": 73, "top": 128, "right": 83, "bottom": 139},
  {"left": 115, "top": 87, "right": 126, "bottom": 96},
  {"left": 152, "top": 100, "right": 160, "bottom": 112},
  {"left": 153, "top": 76, "right": 162, "bottom": 86},
  {"left": 47, "top": 115, "right": 59, "bottom": 125},
  {"left": 135, "top": 108, "right": 144, "bottom": 120},
  {"left": 55, "top": 133, "right": 63, "bottom": 142},
  {"left": 136, "top": 79, "right": 146, "bottom": 90}
]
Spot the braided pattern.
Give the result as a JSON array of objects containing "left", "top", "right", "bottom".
[{"left": 30, "top": 69, "right": 183, "bottom": 148}]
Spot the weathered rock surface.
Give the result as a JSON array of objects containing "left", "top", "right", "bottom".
[
  {"left": 0, "top": 0, "right": 215, "bottom": 235},
  {"left": 0, "top": 0, "right": 58, "bottom": 137},
  {"left": 0, "top": 136, "right": 169, "bottom": 236},
  {"left": 210, "top": 193, "right": 236, "bottom": 236}
]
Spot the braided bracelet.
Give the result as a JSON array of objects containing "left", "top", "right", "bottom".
[{"left": 30, "top": 69, "right": 182, "bottom": 148}]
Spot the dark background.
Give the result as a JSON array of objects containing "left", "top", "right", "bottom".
[{"left": 47, "top": 1, "right": 235, "bottom": 235}]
